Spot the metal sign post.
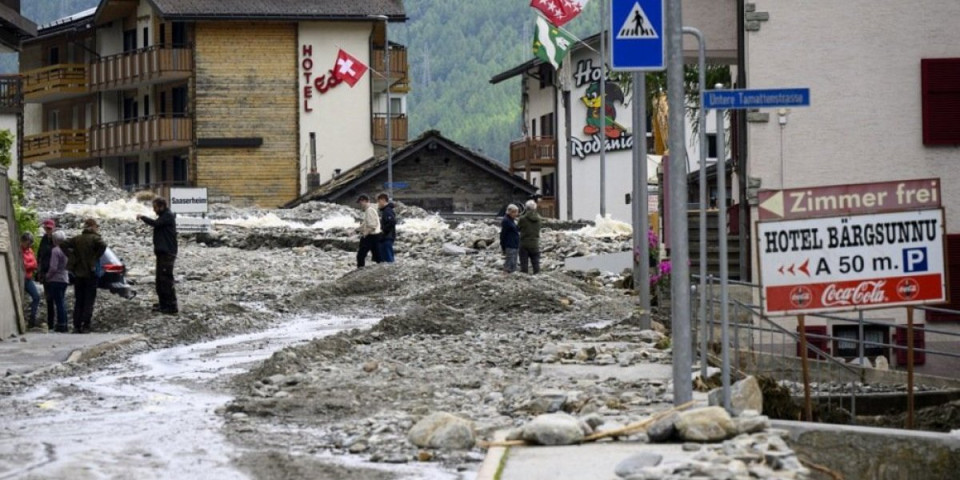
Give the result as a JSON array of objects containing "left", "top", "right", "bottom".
[
  {"left": 714, "top": 92, "right": 731, "bottom": 411},
  {"left": 611, "top": 0, "right": 666, "bottom": 330}
]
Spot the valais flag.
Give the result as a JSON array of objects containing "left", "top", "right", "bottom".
[
  {"left": 332, "top": 49, "right": 368, "bottom": 87},
  {"left": 530, "top": 0, "right": 590, "bottom": 27}
]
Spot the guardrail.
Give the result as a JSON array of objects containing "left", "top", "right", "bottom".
[{"left": 692, "top": 274, "right": 960, "bottom": 427}]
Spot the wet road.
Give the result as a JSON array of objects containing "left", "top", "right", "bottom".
[{"left": 0, "top": 315, "right": 381, "bottom": 479}]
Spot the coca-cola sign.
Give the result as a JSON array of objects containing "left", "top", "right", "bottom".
[{"left": 759, "top": 207, "right": 947, "bottom": 314}]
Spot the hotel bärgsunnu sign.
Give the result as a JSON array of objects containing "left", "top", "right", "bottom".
[{"left": 756, "top": 179, "right": 947, "bottom": 315}]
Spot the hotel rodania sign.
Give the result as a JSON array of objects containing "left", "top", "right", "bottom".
[{"left": 756, "top": 179, "right": 947, "bottom": 315}]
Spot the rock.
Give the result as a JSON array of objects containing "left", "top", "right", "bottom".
[
  {"left": 645, "top": 412, "right": 679, "bottom": 442},
  {"left": 614, "top": 452, "right": 663, "bottom": 477},
  {"left": 682, "top": 442, "right": 702, "bottom": 451},
  {"left": 875, "top": 356, "right": 889, "bottom": 371},
  {"left": 675, "top": 407, "right": 737, "bottom": 442},
  {"left": 734, "top": 410, "right": 770, "bottom": 434},
  {"left": 528, "top": 389, "right": 567, "bottom": 414},
  {"left": 709, "top": 376, "right": 763, "bottom": 415},
  {"left": 348, "top": 442, "right": 368, "bottom": 453},
  {"left": 417, "top": 450, "right": 433, "bottom": 461},
  {"left": 362, "top": 361, "right": 379, "bottom": 373},
  {"left": 521, "top": 413, "right": 585, "bottom": 446},
  {"left": 408, "top": 412, "right": 476, "bottom": 450},
  {"left": 441, "top": 243, "right": 477, "bottom": 256}
]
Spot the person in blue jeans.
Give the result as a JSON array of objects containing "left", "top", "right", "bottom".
[
  {"left": 20, "top": 233, "right": 40, "bottom": 328},
  {"left": 44, "top": 231, "right": 70, "bottom": 332},
  {"left": 377, "top": 193, "right": 396, "bottom": 263},
  {"left": 500, "top": 204, "right": 520, "bottom": 273}
]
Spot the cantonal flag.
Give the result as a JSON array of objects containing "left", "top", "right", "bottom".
[
  {"left": 533, "top": 15, "right": 575, "bottom": 70},
  {"left": 332, "top": 48, "right": 368, "bottom": 87},
  {"left": 530, "top": 0, "right": 590, "bottom": 28}
]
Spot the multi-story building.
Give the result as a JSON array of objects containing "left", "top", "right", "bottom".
[
  {"left": 19, "top": 0, "right": 409, "bottom": 207},
  {"left": 490, "top": 0, "right": 738, "bottom": 221}
]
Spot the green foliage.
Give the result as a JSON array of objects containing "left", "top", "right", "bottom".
[{"left": 1, "top": 129, "right": 39, "bottom": 245}]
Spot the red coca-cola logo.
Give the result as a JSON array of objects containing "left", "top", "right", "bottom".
[
  {"left": 822, "top": 280, "right": 887, "bottom": 307},
  {"left": 896, "top": 278, "right": 920, "bottom": 300},
  {"left": 789, "top": 286, "right": 813, "bottom": 308}
]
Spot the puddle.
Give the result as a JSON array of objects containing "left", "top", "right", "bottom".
[{"left": 0, "top": 315, "right": 458, "bottom": 479}]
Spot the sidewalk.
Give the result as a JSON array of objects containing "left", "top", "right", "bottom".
[{"left": 0, "top": 331, "right": 143, "bottom": 376}]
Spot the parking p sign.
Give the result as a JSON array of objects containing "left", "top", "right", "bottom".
[{"left": 610, "top": 0, "right": 665, "bottom": 71}]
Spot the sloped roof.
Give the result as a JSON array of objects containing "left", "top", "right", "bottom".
[
  {"left": 285, "top": 130, "right": 537, "bottom": 208},
  {"left": 147, "top": 0, "right": 405, "bottom": 21},
  {"left": 490, "top": 32, "right": 600, "bottom": 85}
]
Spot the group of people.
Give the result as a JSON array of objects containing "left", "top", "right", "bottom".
[
  {"left": 19, "top": 197, "right": 179, "bottom": 334},
  {"left": 21, "top": 217, "right": 107, "bottom": 333},
  {"left": 500, "top": 199, "right": 542, "bottom": 274},
  {"left": 356, "top": 193, "right": 397, "bottom": 268}
]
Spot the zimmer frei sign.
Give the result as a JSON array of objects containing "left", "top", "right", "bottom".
[{"left": 757, "top": 179, "right": 947, "bottom": 315}]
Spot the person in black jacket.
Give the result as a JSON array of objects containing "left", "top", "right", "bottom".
[
  {"left": 37, "top": 218, "right": 57, "bottom": 329},
  {"left": 500, "top": 204, "right": 521, "bottom": 273},
  {"left": 377, "top": 193, "right": 396, "bottom": 263},
  {"left": 137, "top": 197, "right": 178, "bottom": 314}
]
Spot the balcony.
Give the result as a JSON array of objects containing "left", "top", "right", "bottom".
[
  {"left": 372, "top": 113, "right": 408, "bottom": 148},
  {"left": 21, "top": 64, "right": 87, "bottom": 103},
  {"left": 90, "top": 115, "right": 192, "bottom": 157},
  {"left": 89, "top": 45, "right": 193, "bottom": 92},
  {"left": 371, "top": 45, "right": 410, "bottom": 93},
  {"left": 22, "top": 130, "right": 88, "bottom": 164},
  {"left": 0, "top": 75, "right": 22, "bottom": 113},
  {"left": 509, "top": 136, "right": 556, "bottom": 173}
]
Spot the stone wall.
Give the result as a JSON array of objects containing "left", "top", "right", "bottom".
[{"left": 340, "top": 151, "right": 529, "bottom": 214}]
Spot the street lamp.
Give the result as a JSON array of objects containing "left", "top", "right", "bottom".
[{"left": 369, "top": 14, "right": 392, "bottom": 199}]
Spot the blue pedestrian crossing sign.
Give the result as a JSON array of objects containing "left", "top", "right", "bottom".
[{"left": 610, "top": 0, "right": 665, "bottom": 71}]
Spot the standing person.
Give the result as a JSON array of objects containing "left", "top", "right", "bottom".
[
  {"left": 137, "top": 197, "right": 179, "bottom": 315},
  {"left": 517, "top": 199, "right": 542, "bottom": 274},
  {"left": 377, "top": 193, "right": 396, "bottom": 263},
  {"left": 20, "top": 233, "right": 40, "bottom": 329},
  {"left": 45, "top": 231, "right": 70, "bottom": 333},
  {"left": 500, "top": 204, "right": 520, "bottom": 273},
  {"left": 37, "top": 219, "right": 57, "bottom": 328},
  {"left": 356, "top": 194, "right": 381, "bottom": 268},
  {"left": 63, "top": 218, "right": 106, "bottom": 334}
]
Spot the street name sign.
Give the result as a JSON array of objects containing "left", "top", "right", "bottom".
[
  {"left": 170, "top": 187, "right": 209, "bottom": 214},
  {"left": 757, "top": 208, "right": 947, "bottom": 315},
  {"left": 610, "top": 0, "right": 665, "bottom": 71},
  {"left": 703, "top": 88, "right": 810, "bottom": 110},
  {"left": 758, "top": 178, "right": 941, "bottom": 221}
]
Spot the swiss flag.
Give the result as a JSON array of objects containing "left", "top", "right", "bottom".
[
  {"left": 332, "top": 49, "right": 368, "bottom": 87},
  {"left": 530, "top": 0, "right": 590, "bottom": 28}
]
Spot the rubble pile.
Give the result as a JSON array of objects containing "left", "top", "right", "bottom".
[{"left": 21, "top": 163, "right": 128, "bottom": 213}]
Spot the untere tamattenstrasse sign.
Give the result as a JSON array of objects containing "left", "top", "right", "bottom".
[{"left": 757, "top": 208, "right": 947, "bottom": 315}]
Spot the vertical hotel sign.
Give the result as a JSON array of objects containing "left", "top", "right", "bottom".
[
  {"left": 300, "top": 45, "right": 343, "bottom": 112},
  {"left": 756, "top": 179, "right": 948, "bottom": 315}
]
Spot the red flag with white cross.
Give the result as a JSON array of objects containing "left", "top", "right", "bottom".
[{"left": 332, "top": 49, "right": 368, "bottom": 87}]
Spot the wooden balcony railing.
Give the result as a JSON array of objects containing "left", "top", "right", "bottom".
[
  {"left": 0, "top": 75, "right": 22, "bottom": 113},
  {"left": 23, "top": 129, "right": 88, "bottom": 164},
  {"left": 538, "top": 196, "right": 557, "bottom": 219},
  {"left": 90, "top": 115, "right": 192, "bottom": 157},
  {"left": 371, "top": 45, "right": 409, "bottom": 92},
  {"left": 21, "top": 64, "right": 87, "bottom": 102},
  {"left": 372, "top": 113, "right": 408, "bottom": 147},
  {"left": 89, "top": 45, "right": 193, "bottom": 92},
  {"left": 509, "top": 136, "right": 556, "bottom": 171}
]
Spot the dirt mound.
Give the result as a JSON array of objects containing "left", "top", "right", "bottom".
[
  {"left": 22, "top": 164, "right": 128, "bottom": 212},
  {"left": 372, "top": 303, "right": 469, "bottom": 337}
]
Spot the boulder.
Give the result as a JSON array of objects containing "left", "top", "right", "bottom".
[
  {"left": 614, "top": 452, "right": 663, "bottom": 478},
  {"left": 708, "top": 376, "right": 763, "bottom": 415},
  {"left": 645, "top": 412, "right": 679, "bottom": 442},
  {"left": 408, "top": 412, "right": 476, "bottom": 450},
  {"left": 521, "top": 413, "right": 585, "bottom": 445},
  {"left": 675, "top": 407, "right": 737, "bottom": 442}
]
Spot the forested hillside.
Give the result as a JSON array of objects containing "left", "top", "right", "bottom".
[{"left": 4, "top": 0, "right": 605, "bottom": 162}]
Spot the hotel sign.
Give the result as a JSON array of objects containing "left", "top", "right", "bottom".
[{"left": 300, "top": 45, "right": 343, "bottom": 112}]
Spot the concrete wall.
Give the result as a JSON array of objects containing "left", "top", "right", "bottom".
[{"left": 774, "top": 420, "right": 960, "bottom": 480}]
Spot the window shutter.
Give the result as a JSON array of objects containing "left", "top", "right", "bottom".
[
  {"left": 928, "top": 233, "right": 960, "bottom": 321},
  {"left": 921, "top": 58, "right": 960, "bottom": 146}
]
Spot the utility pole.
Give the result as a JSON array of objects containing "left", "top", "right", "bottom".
[{"left": 666, "top": 0, "right": 692, "bottom": 406}]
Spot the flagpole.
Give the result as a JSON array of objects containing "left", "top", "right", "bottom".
[{"left": 599, "top": 0, "right": 607, "bottom": 217}]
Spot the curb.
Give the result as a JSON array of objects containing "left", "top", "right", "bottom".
[{"left": 65, "top": 334, "right": 146, "bottom": 364}]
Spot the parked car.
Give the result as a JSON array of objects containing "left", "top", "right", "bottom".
[
  {"left": 99, "top": 247, "right": 136, "bottom": 299},
  {"left": 67, "top": 247, "right": 137, "bottom": 299}
]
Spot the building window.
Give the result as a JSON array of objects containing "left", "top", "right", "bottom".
[
  {"left": 540, "top": 113, "right": 555, "bottom": 137},
  {"left": 143, "top": 95, "right": 150, "bottom": 117},
  {"left": 48, "top": 110, "right": 59, "bottom": 130},
  {"left": 921, "top": 58, "right": 960, "bottom": 145},
  {"left": 172, "top": 86, "right": 188, "bottom": 115},
  {"left": 143, "top": 27, "right": 149, "bottom": 49},
  {"left": 48, "top": 47, "right": 59, "bottom": 65},
  {"left": 144, "top": 162, "right": 151, "bottom": 185},
  {"left": 832, "top": 325, "right": 890, "bottom": 360},
  {"left": 173, "top": 155, "right": 188, "bottom": 183},
  {"left": 123, "top": 29, "right": 137, "bottom": 52},
  {"left": 123, "top": 97, "right": 138, "bottom": 121},
  {"left": 538, "top": 62, "right": 554, "bottom": 89},
  {"left": 390, "top": 97, "right": 402, "bottom": 115},
  {"left": 124, "top": 161, "right": 139, "bottom": 189},
  {"left": 172, "top": 22, "right": 187, "bottom": 48},
  {"left": 928, "top": 233, "right": 960, "bottom": 321},
  {"left": 707, "top": 133, "right": 718, "bottom": 158}
]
